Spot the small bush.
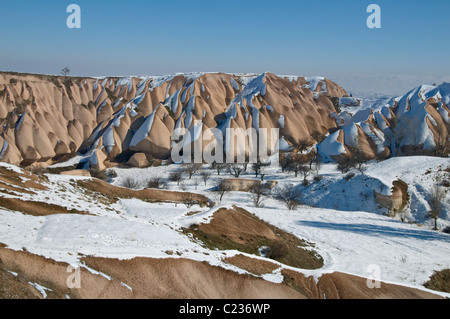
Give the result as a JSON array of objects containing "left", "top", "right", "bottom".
[
  {"left": 345, "top": 172, "right": 355, "bottom": 181},
  {"left": 181, "top": 192, "right": 197, "bottom": 208},
  {"left": 266, "top": 243, "right": 287, "bottom": 260},
  {"left": 274, "top": 184, "right": 302, "bottom": 210},
  {"left": 89, "top": 168, "right": 109, "bottom": 182},
  {"left": 146, "top": 177, "right": 168, "bottom": 189},
  {"left": 442, "top": 226, "right": 450, "bottom": 234},
  {"left": 313, "top": 175, "right": 323, "bottom": 182},
  {"left": 120, "top": 176, "right": 140, "bottom": 189},
  {"left": 169, "top": 170, "right": 183, "bottom": 185}
]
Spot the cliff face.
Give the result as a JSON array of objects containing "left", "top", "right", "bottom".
[
  {"left": 0, "top": 72, "right": 348, "bottom": 167},
  {"left": 1, "top": 71, "right": 447, "bottom": 169}
]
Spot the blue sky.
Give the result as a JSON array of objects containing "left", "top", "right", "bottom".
[{"left": 1, "top": 0, "right": 449, "bottom": 95}]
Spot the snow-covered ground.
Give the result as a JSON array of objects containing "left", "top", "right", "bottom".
[{"left": 0, "top": 156, "right": 449, "bottom": 297}]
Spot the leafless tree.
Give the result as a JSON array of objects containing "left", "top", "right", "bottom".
[
  {"left": 311, "top": 130, "right": 326, "bottom": 143},
  {"left": 293, "top": 138, "right": 313, "bottom": 154},
  {"left": 183, "top": 163, "right": 202, "bottom": 179},
  {"left": 250, "top": 183, "right": 270, "bottom": 208},
  {"left": 169, "top": 170, "right": 183, "bottom": 186},
  {"left": 287, "top": 154, "right": 308, "bottom": 178},
  {"left": 427, "top": 184, "right": 446, "bottom": 230},
  {"left": 146, "top": 177, "right": 168, "bottom": 189},
  {"left": 336, "top": 155, "right": 356, "bottom": 174},
  {"left": 61, "top": 67, "right": 71, "bottom": 76},
  {"left": 274, "top": 183, "right": 303, "bottom": 210},
  {"left": 352, "top": 148, "right": 370, "bottom": 174},
  {"left": 313, "top": 155, "right": 323, "bottom": 176},
  {"left": 279, "top": 154, "right": 291, "bottom": 173},
  {"left": 193, "top": 178, "right": 199, "bottom": 190},
  {"left": 299, "top": 164, "right": 311, "bottom": 184},
  {"left": 181, "top": 192, "right": 197, "bottom": 208},
  {"left": 211, "top": 161, "right": 226, "bottom": 175},
  {"left": 200, "top": 170, "right": 211, "bottom": 186},
  {"left": 227, "top": 163, "right": 247, "bottom": 178},
  {"left": 214, "top": 180, "right": 231, "bottom": 201},
  {"left": 120, "top": 176, "right": 140, "bottom": 189},
  {"left": 385, "top": 117, "right": 410, "bottom": 156}
]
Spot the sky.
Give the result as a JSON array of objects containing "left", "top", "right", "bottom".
[{"left": 0, "top": 0, "right": 449, "bottom": 96}]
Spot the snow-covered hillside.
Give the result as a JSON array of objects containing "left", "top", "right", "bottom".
[{"left": 1, "top": 153, "right": 448, "bottom": 298}]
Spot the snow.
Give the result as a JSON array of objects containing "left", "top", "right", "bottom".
[
  {"left": 230, "top": 77, "right": 240, "bottom": 91},
  {"left": 305, "top": 76, "right": 325, "bottom": 92},
  {"left": 129, "top": 106, "right": 159, "bottom": 147},
  {"left": 29, "top": 282, "right": 52, "bottom": 299},
  {"left": 115, "top": 77, "right": 133, "bottom": 93},
  {"left": 278, "top": 115, "right": 285, "bottom": 129},
  {"left": 0, "top": 156, "right": 449, "bottom": 297},
  {"left": 0, "top": 141, "right": 8, "bottom": 160},
  {"left": 317, "top": 130, "right": 346, "bottom": 160}
]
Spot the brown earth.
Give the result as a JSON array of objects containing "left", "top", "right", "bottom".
[
  {"left": 223, "top": 254, "right": 280, "bottom": 276},
  {"left": 0, "top": 245, "right": 443, "bottom": 299},
  {"left": 183, "top": 206, "right": 323, "bottom": 270},
  {"left": 76, "top": 178, "right": 212, "bottom": 207}
]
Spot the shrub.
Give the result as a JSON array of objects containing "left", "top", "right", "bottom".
[
  {"left": 313, "top": 175, "right": 323, "bottom": 182},
  {"left": 250, "top": 184, "right": 270, "bottom": 208},
  {"left": 336, "top": 156, "right": 356, "bottom": 174},
  {"left": 345, "top": 172, "right": 355, "bottom": 181},
  {"left": 120, "top": 176, "right": 140, "bottom": 189},
  {"left": 146, "top": 177, "right": 168, "bottom": 189},
  {"left": 274, "top": 184, "right": 302, "bottom": 210},
  {"left": 181, "top": 192, "right": 197, "bottom": 208},
  {"left": 169, "top": 170, "right": 183, "bottom": 185},
  {"left": 442, "top": 226, "right": 450, "bottom": 234},
  {"left": 89, "top": 168, "right": 109, "bottom": 181},
  {"left": 266, "top": 243, "right": 287, "bottom": 260}
]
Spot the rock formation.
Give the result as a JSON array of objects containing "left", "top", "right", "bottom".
[{"left": 0, "top": 71, "right": 448, "bottom": 169}]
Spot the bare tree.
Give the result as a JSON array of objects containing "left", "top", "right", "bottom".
[
  {"left": 427, "top": 184, "right": 446, "bottom": 230},
  {"left": 336, "top": 155, "right": 356, "bottom": 174},
  {"left": 299, "top": 164, "right": 311, "bottom": 184},
  {"left": 287, "top": 154, "right": 308, "bottom": 178},
  {"left": 181, "top": 192, "right": 197, "bottom": 208},
  {"left": 214, "top": 180, "right": 231, "bottom": 201},
  {"left": 311, "top": 130, "right": 326, "bottom": 143},
  {"left": 120, "top": 176, "right": 140, "bottom": 189},
  {"left": 211, "top": 161, "right": 226, "bottom": 176},
  {"left": 274, "top": 184, "right": 303, "bottom": 210},
  {"left": 352, "top": 148, "right": 369, "bottom": 174},
  {"left": 200, "top": 170, "right": 211, "bottom": 186},
  {"left": 252, "top": 161, "right": 262, "bottom": 178},
  {"left": 385, "top": 117, "right": 410, "bottom": 156},
  {"left": 253, "top": 161, "right": 270, "bottom": 181},
  {"left": 227, "top": 163, "right": 247, "bottom": 178},
  {"left": 169, "top": 170, "right": 183, "bottom": 186},
  {"left": 279, "top": 154, "right": 291, "bottom": 173},
  {"left": 250, "top": 183, "right": 270, "bottom": 208},
  {"left": 313, "top": 155, "right": 323, "bottom": 176},
  {"left": 61, "top": 67, "right": 71, "bottom": 76},
  {"left": 183, "top": 163, "right": 202, "bottom": 179},
  {"left": 293, "top": 138, "right": 313, "bottom": 154},
  {"left": 193, "top": 177, "right": 199, "bottom": 190},
  {"left": 146, "top": 177, "right": 168, "bottom": 189}
]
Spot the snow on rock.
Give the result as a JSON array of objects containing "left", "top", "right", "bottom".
[
  {"left": 305, "top": 76, "right": 325, "bottom": 92},
  {"left": 317, "top": 130, "right": 346, "bottom": 160},
  {"left": 129, "top": 106, "right": 159, "bottom": 147}
]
